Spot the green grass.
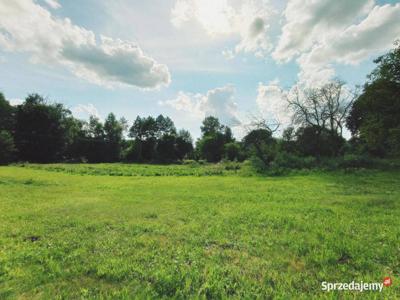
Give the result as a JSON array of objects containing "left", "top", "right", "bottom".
[
  {"left": 0, "top": 164, "right": 399, "bottom": 299},
  {"left": 17, "top": 162, "right": 247, "bottom": 177}
]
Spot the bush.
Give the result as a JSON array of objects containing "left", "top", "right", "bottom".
[
  {"left": 272, "top": 152, "right": 316, "bottom": 170},
  {"left": 249, "top": 155, "right": 268, "bottom": 173},
  {"left": 338, "top": 154, "right": 377, "bottom": 169},
  {"left": 224, "top": 142, "right": 244, "bottom": 161},
  {"left": 222, "top": 160, "right": 241, "bottom": 171}
]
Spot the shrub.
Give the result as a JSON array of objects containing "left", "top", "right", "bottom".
[
  {"left": 224, "top": 142, "right": 244, "bottom": 161},
  {"left": 222, "top": 160, "right": 241, "bottom": 171},
  {"left": 272, "top": 152, "right": 316, "bottom": 170},
  {"left": 249, "top": 155, "right": 268, "bottom": 173},
  {"left": 338, "top": 154, "right": 376, "bottom": 169}
]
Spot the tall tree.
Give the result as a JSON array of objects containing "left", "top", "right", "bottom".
[
  {"left": 14, "top": 94, "right": 72, "bottom": 162},
  {"left": 197, "top": 116, "right": 233, "bottom": 162},
  {"left": 0, "top": 92, "right": 15, "bottom": 132},
  {"left": 175, "top": 129, "right": 193, "bottom": 160},
  {"left": 243, "top": 128, "right": 276, "bottom": 166},
  {"left": 347, "top": 42, "right": 400, "bottom": 156},
  {"left": 0, "top": 130, "right": 16, "bottom": 164},
  {"left": 0, "top": 93, "right": 16, "bottom": 164},
  {"left": 104, "top": 113, "right": 126, "bottom": 162},
  {"left": 156, "top": 115, "right": 176, "bottom": 138},
  {"left": 200, "top": 116, "right": 223, "bottom": 136},
  {"left": 288, "top": 79, "right": 356, "bottom": 137}
]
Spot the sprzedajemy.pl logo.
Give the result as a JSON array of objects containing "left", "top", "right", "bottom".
[{"left": 321, "top": 277, "right": 392, "bottom": 292}]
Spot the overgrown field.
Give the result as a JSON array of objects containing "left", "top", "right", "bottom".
[{"left": 0, "top": 164, "right": 399, "bottom": 299}]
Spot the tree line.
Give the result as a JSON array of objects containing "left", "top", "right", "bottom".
[{"left": 0, "top": 43, "right": 399, "bottom": 166}]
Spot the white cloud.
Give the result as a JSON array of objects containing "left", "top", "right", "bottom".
[
  {"left": 71, "top": 103, "right": 100, "bottom": 120},
  {"left": 0, "top": 0, "right": 170, "bottom": 89},
  {"left": 272, "top": 0, "right": 374, "bottom": 62},
  {"left": 161, "top": 85, "right": 241, "bottom": 127},
  {"left": 256, "top": 80, "right": 291, "bottom": 128},
  {"left": 9, "top": 98, "right": 23, "bottom": 106},
  {"left": 296, "top": 3, "right": 400, "bottom": 87},
  {"left": 272, "top": 1, "right": 400, "bottom": 87},
  {"left": 299, "top": 4, "right": 400, "bottom": 67},
  {"left": 44, "top": 0, "right": 61, "bottom": 10},
  {"left": 171, "top": 0, "right": 274, "bottom": 58}
]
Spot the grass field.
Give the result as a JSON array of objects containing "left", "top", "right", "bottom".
[{"left": 0, "top": 164, "right": 399, "bottom": 299}]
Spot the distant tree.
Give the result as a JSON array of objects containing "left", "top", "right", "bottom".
[
  {"left": 14, "top": 94, "right": 72, "bottom": 162},
  {"left": 104, "top": 113, "right": 126, "bottom": 162},
  {"left": 0, "top": 92, "right": 15, "bottom": 132},
  {"left": 64, "top": 118, "right": 89, "bottom": 162},
  {"left": 0, "top": 130, "right": 16, "bottom": 165},
  {"left": 280, "top": 126, "right": 297, "bottom": 154},
  {"left": 87, "top": 116, "right": 105, "bottom": 139},
  {"left": 156, "top": 134, "right": 177, "bottom": 162},
  {"left": 129, "top": 116, "right": 157, "bottom": 161},
  {"left": 0, "top": 93, "right": 16, "bottom": 164},
  {"left": 197, "top": 116, "right": 233, "bottom": 162},
  {"left": 154, "top": 115, "right": 178, "bottom": 162},
  {"left": 129, "top": 116, "right": 158, "bottom": 141},
  {"left": 175, "top": 129, "right": 193, "bottom": 160},
  {"left": 295, "top": 126, "right": 344, "bottom": 157},
  {"left": 347, "top": 42, "right": 400, "bottom": 157},
  {"left": 243, "top": 128, "right": 276, "bottom": 166},
  {"left": 223, "top": 126, "right": 234, "bottom": 143},
  {"left": 197, "top": 134, "right": 225, "bottom": 162},
  {"left": 224, "top": 142, "right": 243, "bottom": 161},
  {"left": 79, "top": 116, "right": 108, "bottom": 162},
  {"left": 288, "top": 79, "right": 356, "bottom": 137},
  {"left": 200, "top": 116, "right": 223, "bottom": 136},
  {"left": 156, "top": 115, "right": 176, "bottom": 138},
  {"left": 128, "top": 115, "right": 181, "bottom": 162}
]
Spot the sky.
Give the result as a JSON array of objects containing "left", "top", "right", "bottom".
[{"left": 0, "top": 0, "right": 399, "bottom": 139}]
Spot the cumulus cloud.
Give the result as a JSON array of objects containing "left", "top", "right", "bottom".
[
  {"left": 299, "top": 4, "right": 400, "bottom": 67},
  {"left": 71, "top": 103, "right": 101, "bottom": 120},
  {"left": 171, "top": 0, "right": 274, "bottom": 58},
  {"left": 272, "top": 0, "right": 374, "bottom": 62},
  {"left": 161, "top": 85, "right": 241, "bottom": 127},
  {"left": 256, "top": 80, "right": 291, "bottom": 128},
  {"left": 0, "top": 0, "right": 170, "bottom": 89},
  {"left": 44, "top": 0, "right": 61, "bottom": 10},
  {"left": 272, "top": 1, "right": 400, "bottom": 87}
]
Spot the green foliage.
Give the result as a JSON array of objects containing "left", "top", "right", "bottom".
[
  {"left": 224, "top": 142, "right": 242, "bottom": 161},
  {"left": 128, "top": 115, "right": 193, "bottom": 162},
  {"left": 272, "top": 152, "right": 316, "bottom": 170},
  {"left": 197, "top": 116, "right": 233, "bottom": 162},
  {"left": 175, "top": 130, "right": 193, "bottom": 160},
  {"left": 347, "top": 42, "right": 400, "bottom": 157},
  {"left": 1, "top": 165, "right": 400, "bottom": 298},
  {"left": 19, "top": 162, "right": 248, "bottom": 177},
  {"left": 295, "top": 126, "right": 345, "bottom": 157},
  {"left": 0, "top": 130, "right": 16, "bottom": 165},
  {"left": 197, "top": 133, "right": 226, "bottom": 162},
  {"left": 104, "top": 113, "right": 126, "bottom": 162},
  {"left": 156, "top": 134, "right": 177, "bottom": 162},
  {"left": 200, "top": 116, "right": 223, "bottom": 136},
  {"left": 0, "top": 92, "right": 15, "bottom": 132},
  {"left": 243, "top": 128, "right": 277, "bottom": 168},
  {"left": 14, "top": 94, "right": 73, "bottom": 162}
]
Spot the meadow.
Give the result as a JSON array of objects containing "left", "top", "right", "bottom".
[{"left": 0, "top": 163, "right": 399, "bottom": 299}]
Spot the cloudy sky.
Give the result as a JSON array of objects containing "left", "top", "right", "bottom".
[{"left": 0, "top": 0, "right": 399, "bottom": 138}]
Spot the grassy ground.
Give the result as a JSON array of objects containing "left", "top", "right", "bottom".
[{"left": 0, "top": 164, "right": 399, "bottom": 299}]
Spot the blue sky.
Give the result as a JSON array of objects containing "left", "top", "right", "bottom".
[{"left": 0, "top": 0, "right": 399, "bottom": 138}]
